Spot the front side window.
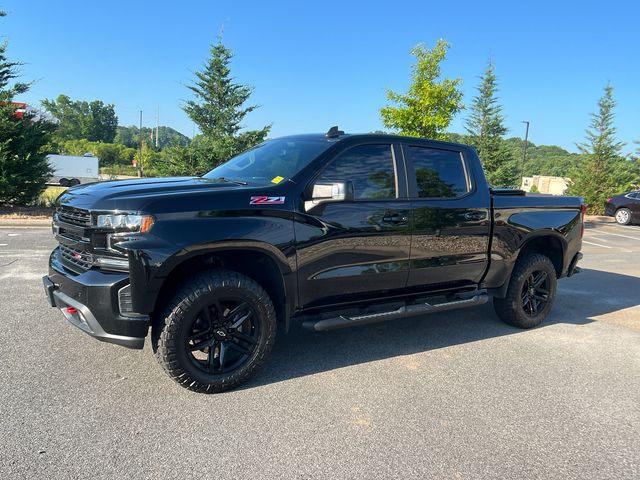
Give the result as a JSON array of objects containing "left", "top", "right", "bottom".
[
  {"left": 409, "top": 146, "right": 469, "bottom": 198},
  {"left": 317, "top": 144, "right": 396, "bottom": 200}
]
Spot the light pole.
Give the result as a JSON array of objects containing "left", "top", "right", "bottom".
[
  {"left": 138, "top": 110, "right": 143, "bottom": 177},
  {"left": 521, "top": 120, "right": 530, "bottom": 182}
]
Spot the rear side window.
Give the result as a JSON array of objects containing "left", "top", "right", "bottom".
[
  {"left": 318, "top": 144, "right": 396, "bottom": 200},
  {"left": 409, "top": 146, "right": 469, "bottom": 198}
]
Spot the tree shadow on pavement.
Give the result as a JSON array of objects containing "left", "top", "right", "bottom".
[{"left": 244, "top": 268, "right": 640, "bottom": 389}]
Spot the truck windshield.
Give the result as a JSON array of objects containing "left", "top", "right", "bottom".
[{"left": 203, "top": 138, "right": 332, "bottom": 185}]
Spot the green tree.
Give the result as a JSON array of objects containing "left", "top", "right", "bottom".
[
  {"left": 380, "top": 39, "right": 463, "bottom": 140},
  {"left": 58, "top": 139, "right": 136, "bottom": 167},
  {"left": 115, "top": 125, "right": 191, "bottom": 149},
  {"left": 152, "top": 145, "right": 199, "bottom": 177},
  {"left": 182, "top": 39, "right": 270, "bottom": 171},
  {"left": 42, "top": 94, "right": 118, "bottom": 143},
  {"left": 464, "top": 60, "right": 518, "bottom": 187},
  {"left": 0, "top": 11, "right": 55, "bottom": 205},
  {"left": 569, "top": 84, "right": 632, "bottom": 214},
  {"left": 134, "top": 142, "right": 154, "bottom": 176}
]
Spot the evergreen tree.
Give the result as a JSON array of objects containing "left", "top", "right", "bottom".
[
  {"left": 569, "top": 84, "right": 632, "bottom": 214},
  {"left": 465, "top": 60, "right": 518, "bottom": 187},
  {"left": 380, "top": 39, "right": 463, "bottom": 141},
  {"left": 183, "top": 40, "right": 270, "bottom": 172},
  {"left": 0, "top": 11, "right": 56, "bottom": 205}
]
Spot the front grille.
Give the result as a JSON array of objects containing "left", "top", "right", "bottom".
[
  {"left": 57, "top": 228, "right": 84, "bottom": 243},
  {"left": 60, "top": 244, "right": 93, "bottom": 272},
  {"left": 57, "top": 206, "right": 91, "bottom": 227}
]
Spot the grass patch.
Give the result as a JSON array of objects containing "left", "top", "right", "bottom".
[
  {"left": 32, "top": 187, "right": 67, "bottom": 208},
  {"left": 0, "top": 187, "right": 66, "bottom": 219}
]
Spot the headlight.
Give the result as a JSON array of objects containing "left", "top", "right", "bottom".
[{"left": 96, "top": 214, "right": 154, "bottom": 232}]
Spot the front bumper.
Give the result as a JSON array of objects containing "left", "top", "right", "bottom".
[{"left": 43, "top": 247, "right": 149, "bottom": 349}]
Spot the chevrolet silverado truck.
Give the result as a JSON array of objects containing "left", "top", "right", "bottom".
[{"left": 43, "top": 127, "right": 584, "bottom": 393}]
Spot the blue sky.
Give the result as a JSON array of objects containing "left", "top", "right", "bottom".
[{"left": 2, "top": 0, "right": 638, "bottom": 154}]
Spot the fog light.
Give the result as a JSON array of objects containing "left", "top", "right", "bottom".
[{"left": 94, "top": 256, "right": 129, "bottom": 272}]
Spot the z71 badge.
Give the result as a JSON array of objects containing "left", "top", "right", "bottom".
[{"left": 250, "top": 196, "right": 285, "bottom": 205}]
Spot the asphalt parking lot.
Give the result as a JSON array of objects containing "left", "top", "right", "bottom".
[{"left": 0, "top": 221, "right": 639, "bottom": 479}]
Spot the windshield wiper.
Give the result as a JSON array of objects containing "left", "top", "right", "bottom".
[{"left": 215, "top": 177, "right": 248, "bottom": 186}]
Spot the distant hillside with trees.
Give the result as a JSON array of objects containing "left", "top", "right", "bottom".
[
  {"left": 115, "top": 125, "right": 191, "bottom": 149},
  {"left": 448, "top": 132, "right": 582, "bottom": 178}
]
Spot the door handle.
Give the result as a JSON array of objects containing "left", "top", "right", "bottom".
[
  {"left": 463, "top": 211, "right": 487, "bottom": 221},
  {"left": 382, "top": 215, "right": 409, "bottom": 225}
]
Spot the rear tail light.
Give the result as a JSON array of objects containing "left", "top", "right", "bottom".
[
  {"left": 606, "top": 197, "right": 613, "bottom": 203},
  {"left": 580, "top": 204, "right": 588, "bottom": 238}
]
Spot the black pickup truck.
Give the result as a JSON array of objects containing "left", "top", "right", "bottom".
[{"left": 43, "top": 128, "right": 584, "bottom": 392}]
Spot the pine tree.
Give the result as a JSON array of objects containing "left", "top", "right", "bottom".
[
  {"left": 0, "top": 11, "right": 55, "bottom": 205},
  {"left": 380, "top": 39, "right": 463, "bottom": 141},
  {"left": 464, "top": 60, "right": 518, "bottom": 187},
  {"left": 183, "top": 40, "right": 270, "bottom": 172},
  {"left": 569, "top": 85, "right": 630, "bottom": 214}
]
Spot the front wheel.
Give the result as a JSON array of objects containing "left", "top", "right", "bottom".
[
  {"left": 153, "top": 269, "right": 277, "bottom": 393},
  {"left": 493, "top": 254, "right": 557, "bottom": 329},
  {"left": 615, "top": 208, "right": 632, "bottom": 225}
]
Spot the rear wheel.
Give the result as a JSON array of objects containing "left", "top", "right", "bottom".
[
  {"left": 615, "top": 208, "right": 631, "bottom": 225},
  {"left": 153, "top": 269, "right": 277, "bottom": 393},
  {"left": 493, "top": 254, "right": 557, "bottom": 329}
]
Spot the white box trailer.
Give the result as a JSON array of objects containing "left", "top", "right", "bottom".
[{"left": 47, "top": 154, "right": 100, "bottom": 186}]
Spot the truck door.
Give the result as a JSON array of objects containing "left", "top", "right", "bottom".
[
  {"left": 403, "top": 143, "right": 491, "bottom": 290},
  {"left": 295, "top": 143, "right": 412, "bottom": 308}
]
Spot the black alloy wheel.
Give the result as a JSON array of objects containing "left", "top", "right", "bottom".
[
  {"left": 186, "top": 297, "right": 259, "bottom": 375},
  {"left": 521, "top": 270, "right": 550, "bottom": 317}
]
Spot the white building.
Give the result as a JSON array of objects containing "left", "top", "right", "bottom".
[{"left": 521, "top": 176, "right": 570, "bottom": 195}]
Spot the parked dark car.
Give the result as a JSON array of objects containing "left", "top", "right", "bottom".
[
  {"left": 604, "top": 191, "right": 640, "bottom": 225},
  {"left": 43, "top": 128, "right": 585, "bottom": 393}
]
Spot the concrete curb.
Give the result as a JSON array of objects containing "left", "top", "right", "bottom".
[{"left": 584, "top": 215, "right": 614, "bottom": 223}]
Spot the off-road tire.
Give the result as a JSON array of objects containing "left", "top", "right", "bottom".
[
  {"left": 493, "top": 253, "right": 557, "bottom": 329},
  {"left": 152, "top": 269, "right": 277, "bottom": 393}
]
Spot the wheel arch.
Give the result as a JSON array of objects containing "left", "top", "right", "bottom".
[
  {"left": 489, "top": 232, "right": 566, "bottom": 299},
  {"left": 150, "top": 244, "right": 293, "bottom": 332},
  {"left": 516, "top": 233, "right": 565, "bottom": 278}
]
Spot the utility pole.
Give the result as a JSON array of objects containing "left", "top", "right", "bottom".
[
  {"left": 521, "top": 120, "right": 530, "bottom": 182},
  {"left": 155, "top": 106, "right": 159, "bottom": 148},
  {"left": 138, "top": 110, "right": 143, "bottom": 177}
]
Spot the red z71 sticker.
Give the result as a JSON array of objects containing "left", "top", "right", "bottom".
[{"left": 250, "top": 196, "right": 285, "bottom": 205}]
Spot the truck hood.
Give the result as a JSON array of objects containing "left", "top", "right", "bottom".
[{"left": 58, "top": 177, "right": 244, "bottom": 211}]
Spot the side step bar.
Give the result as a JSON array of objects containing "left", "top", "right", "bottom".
[{"left": 302, "top": 292, "right": 489, "bottom": 332}]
